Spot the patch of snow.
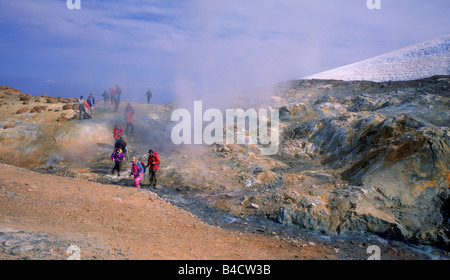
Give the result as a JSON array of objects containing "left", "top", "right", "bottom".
[{"left": 305, "top": 35, "right": 450, "bottom": 82}]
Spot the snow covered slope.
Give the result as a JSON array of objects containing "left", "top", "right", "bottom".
[{"left": 305, "top": 35, "right": 450, "bottom": 82}]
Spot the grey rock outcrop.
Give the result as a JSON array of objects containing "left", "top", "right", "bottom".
[{"left": 264, "top": 76, "right": 450, "bottom": 249}]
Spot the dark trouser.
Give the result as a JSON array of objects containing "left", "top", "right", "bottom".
[
  {"left": 104, "top": 99, "right": 110, "bottom": 110},
  {"left": 114, "top": 99, "right": 119, "bottom": 112},
  {"left": 79, "top": 105, "right": 86, "bottom": 120},
  {"left": 112, "top": 161, "right": 121, "bottom": 175},
  {"left": 149, "top": 168, "right": 157, "bottom": 186},
  {"left": 126, "top": 123, "right": 134, "bottom": 134}
]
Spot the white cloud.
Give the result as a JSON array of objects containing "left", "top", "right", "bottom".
[{"left": 0, "top": 0, "right": 449, "bottom": 104}]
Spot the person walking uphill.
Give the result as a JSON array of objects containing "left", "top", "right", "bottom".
[
  {"left": 111, "top": 147, "right": 125, "bottom": 177},
  {"left": 129, "top": 157, "right": 144, "bottom": 189},
  {"left": 146, "top": 149, "right": 160, "bottom": 188}
]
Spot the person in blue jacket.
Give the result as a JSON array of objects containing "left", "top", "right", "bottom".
[{"left": 87, "top": 93, "right": 95, "bottom": 115}]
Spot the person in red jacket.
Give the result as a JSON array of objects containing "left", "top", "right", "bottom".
[
  {"left": 125, "top": 109, "right": 135, "bottom": 135},
  {"left": 146, "top": 149, "right": 160, "bottom": 188},
  {"left": 113, "top": 124, "right": 123, "bottom": 144},
  {"left": 110, "top": 88, "right": 116, "bottom": 106}
]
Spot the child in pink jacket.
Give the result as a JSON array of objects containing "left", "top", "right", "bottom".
[{"left": 129, "top": 157, "right": 144, "bottom": 189}]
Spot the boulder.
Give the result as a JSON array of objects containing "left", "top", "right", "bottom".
[
  {"left": 16, "top": 108, "right": 28, "bottom": 114},
  {"left": 56, "top": 117, "right": 69, "bottom": 122},
  {"left": 279, "top": 103, "right": 309, "bottom": 119},
  {"left": 19, "top": 94, "right": 32, "bottom": 101},
  {"left": 33, "top": 106, "right": 47, "bottom": 113},
  {"left": 62, "top": 104, "right": 73, "bottom": 110}
]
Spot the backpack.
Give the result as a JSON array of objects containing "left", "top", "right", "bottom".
[
  {"left": 151, "top": 152, "right": 160, "bottom": 169},
  {"left": 115, "top": 140, "right": 126, "bottom": 152},
  {"left": 133, "top": 162, "right": 144, "bottom": 175}
]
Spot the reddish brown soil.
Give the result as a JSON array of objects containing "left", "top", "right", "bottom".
[{"left": 0, "top": 163, "right": 338, "bottom": 260}]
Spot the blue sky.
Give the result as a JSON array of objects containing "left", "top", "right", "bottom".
[{"left": 0, "top": 0, "right": 449, "bottom": 105}]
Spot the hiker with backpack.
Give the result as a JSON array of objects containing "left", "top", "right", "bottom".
[
  {"left": 129, "top": 157, "right": 144, "bottom": 189},
  {"left": 146, "top": 149, "right": 160, "bottom": 188},
  {"left": 78, "top": 96, "right": 89, "bottom": 120},
  {"left": 115, "top": 136, "right": 128, "bottom": 161},
  {"left": 125, "top": 105, "right": 135, "bottom": 135},
  {"left": 113, "top": 124, "right": 124, "bottom": 144},
  {"left": 87, "top": 93, "right": 96, "bottom": 115},
  {"left": 115, "top": 137, "right": 127, "bottom": 154},
  {"left": 124, "top": 103, "right": 135, "bottom": 121},
  {"left": 111, "top": 147, "right": 125, "bottom": 177}
]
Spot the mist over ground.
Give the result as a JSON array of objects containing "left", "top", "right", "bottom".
[{"left": 1, "top": 1, "right": 449, "bottom": 108}]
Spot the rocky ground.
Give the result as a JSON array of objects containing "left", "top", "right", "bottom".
[
  {"left": 1, "top": 163, "right": 342, "bottom": 260},
  {"left": 0, "top": 77, "right": 449, "bottom": 260}
]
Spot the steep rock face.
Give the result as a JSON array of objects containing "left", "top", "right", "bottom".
[
  {"left": 266, "top": 118, "right": 449, "bottom": 247},
  {"left": 266, "top": 76, "right": 450, "bottom": 249}
]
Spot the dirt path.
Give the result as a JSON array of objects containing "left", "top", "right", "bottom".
[{"left": 0, "top": 163, "right": 338, "bottom": 260}]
